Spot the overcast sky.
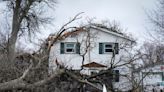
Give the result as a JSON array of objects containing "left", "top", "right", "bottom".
[
  {"left": 47, "top": 0, "right": 157, "bottom": 44},
  {"left": 0, "top": 0, "right": 157, "bottom": 50}
]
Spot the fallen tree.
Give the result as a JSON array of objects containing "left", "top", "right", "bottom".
[
  {"left": 0, "top": 9, "right": 142, "bottom": 91},
  {"left": 0, "top": 12, "right": 107, "bottom": 92}
]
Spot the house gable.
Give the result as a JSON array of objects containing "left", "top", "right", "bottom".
[
  {"left": 89, "top": 25, "right": 134, "bottom": 42},
  {"left": 82, "top": 62, "right": 107, "bottom": 68}
]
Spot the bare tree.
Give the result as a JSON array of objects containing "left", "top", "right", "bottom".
[
  {"left": 130, "top": 41, "right": 164, "bottom": 92},
  {"left": 0, "top": 12, "right": 85, "bottom": 91},
  {"left": 0, "top": 0, "right": 56, "bottom": 63},
  {"left": 147, "top": 0, "right": 164, "bottom": 42},
  {"left": 139, "top": 42, "right": 164, "bottom": 66}
]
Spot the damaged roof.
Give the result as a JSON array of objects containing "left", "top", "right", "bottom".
[{"left": 88, "top": 24, "right": 134, "bottom": 41}]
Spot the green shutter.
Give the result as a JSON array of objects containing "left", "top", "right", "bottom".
[
  {"left": 162, "top": 73, "right": 164, "bottom": 81},
  {"left": 115, "top": 70, "right": 119, "bottom": 82},
  {"left": 99, "top": 43, "right": 103, "bottom": 54},
  {"left": 76, "top": 42, "right": 80, "bottom": 54},
  {"left": 114, "top": 43, "right": 119, "bottom": 54},
  {"left": 60, "top": 43, "right": 64, "bottom": 54}
]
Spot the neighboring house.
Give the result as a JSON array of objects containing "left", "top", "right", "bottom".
[
  {"left": 134, "top": 63, "right": 164, "bottom": 92},
  {"left": 48, "top": 24, "right": 134, "bottom": 91}
]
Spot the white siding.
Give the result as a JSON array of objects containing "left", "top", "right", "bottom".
[{"left": 49, "top": 27, "right": 133, "bottom": 91}]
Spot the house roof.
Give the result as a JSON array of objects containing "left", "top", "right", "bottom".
[
  {"left": 82, "top": 62, "right": 107, "bottom": 68},
  {"left": 48, "top": 25, "right": 134, "bottom": 42},
  {"left": 89, "top": 25, "right": 134, "bottom": 41},
  {"left": 47, "top": 27, "right": 85, "bottom": 41}
]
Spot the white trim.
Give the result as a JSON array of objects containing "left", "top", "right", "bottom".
[
  {"left": 103, "top": 43, "right": 115, "bottom": 54},
  {"left": 64, "top": 42, "right": 76, "bottom": 54}
]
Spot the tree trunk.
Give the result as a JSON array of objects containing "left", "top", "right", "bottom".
[{"left": 7, "top": 0, "right": 21, "bottom": 63}]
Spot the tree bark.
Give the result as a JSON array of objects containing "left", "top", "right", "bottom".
[
  {"left": 0, "top": 68, "right": 65, "bottom": 91},
  {"left": 8, "top": 0, "right": 21, "bottom": 62}
]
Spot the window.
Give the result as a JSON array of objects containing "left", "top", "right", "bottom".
[
  {"left": 99, "top": 43, "right": 119, "bottom": 54},
  {"left": 60, "top": 42, "right": 80, "bottom": 54},
  {"left": 104, "top": 44, "right": 113, "bottom": 53},
  {"left": 65, "top": 43, "right": 76, "bottom": 53}
]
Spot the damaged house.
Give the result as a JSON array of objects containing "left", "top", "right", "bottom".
[{"left": 48, "top": 24, "right": 135, "bottom": 91}]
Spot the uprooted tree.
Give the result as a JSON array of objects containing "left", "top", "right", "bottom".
[
  {"left": 0, "top": 1, "right": 144, "bottom": 92},
  {"left": 0, "top": 13, "right": 143, "bottom": 92},
  {"left": 0, "top": 12, "right": 81, "bottom": 92}
]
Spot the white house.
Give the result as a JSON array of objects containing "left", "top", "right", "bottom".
[
  {"left": 48, "top": 24, "right": 135, "bottom": 91},
  {"left": 134, "top": 63, "right": 164, "bottom": 92}
]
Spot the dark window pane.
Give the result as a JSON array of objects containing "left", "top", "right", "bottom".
[
  {"left": 105, "top": 44, "right": 112, "bottom": 48},
  {"left": 105, "top": 49, "right": 113, "bottom": 52},
  {"left": 66, "top": 49, "right": 74, "bottom": 52}
]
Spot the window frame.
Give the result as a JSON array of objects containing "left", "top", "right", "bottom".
[
  {"left": 103, "top": 43, "right": 114, "bottom": 54},
  {"left": 64, "top": 42, "right": 76, "bottom": 54}
]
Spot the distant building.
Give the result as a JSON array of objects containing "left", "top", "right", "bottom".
[{"left": 134, "top": 63, "right": 164, "bottom": 92}]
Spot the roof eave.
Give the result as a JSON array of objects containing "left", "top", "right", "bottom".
[{"left": 90, "top": 26, "right": 134, "bottom": 42}]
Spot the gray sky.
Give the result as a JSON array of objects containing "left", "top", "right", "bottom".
[
  {"left": 0, "top": 0, "right": 157, "bottom": 50},
  {"left": 48, "top": 0, "right": 157, "bottom": 44}
]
